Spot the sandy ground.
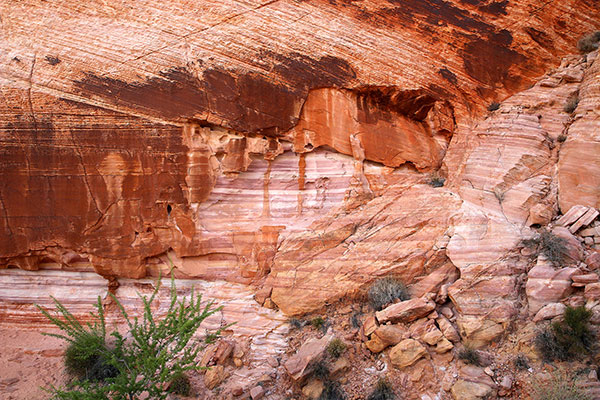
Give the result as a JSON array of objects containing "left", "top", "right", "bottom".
[{"left": 0, "top": 328, "right": 67, "bottom": 399}]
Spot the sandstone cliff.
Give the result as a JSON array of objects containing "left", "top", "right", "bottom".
[{"left": 1, "top": 1, "right": 600, "bottom": 399}]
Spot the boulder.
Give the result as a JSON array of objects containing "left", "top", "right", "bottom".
[
  {"left": 365, "top": 334, "right": 387, "bottom": 353},
  {"left": 376, "top": 298, "right": 436, "bottom": 324},
  {"left": 250, "top": 385, "right": 265, "bottom": 400},
  {"left": 586, "top": 251, "right": 600, "bottom": 270},
  {"left": 451, "top": 380, "right": 494, "bottom": 400},
  {"left": 455, "top": 316, "right": 505, "bottom": 348},
  {"left": 204, "top": 365, "right": 226, "bottom": 389},
  {"left": 409, "top": 318, "right": 434, "bottom": 338},
  {"left": 411, "top": 263, "right": 459, "bottom": 298},
  {"left": 572, "top": 273, "right": 599, "bottom": 287},
  {"left": 527, "top": 203, "right": 554, "bottom": 226},
  {"left": 526, "top": 260, "right": 579, "bottom": 314},
  {"left": 585, "top": 282, "right": 600, "bottom": 300},
  {"left": 302, "top": 379, "right": 324, "bottom": 400},
  {"left": 533, "top": 303, "right": 566, "bottom": 322},
  {"left": 362, "top": 316, "right": 378, "bottom": 337},
  {"left": 367, "top": 324, "right": 410, "bottom": 352},
  {"left": 437, "top": 316, "right": 460, "bottom": 342},
  {"left": 373, "top": 324, "right": 410, "bottom": 345},
  {"left": 329, "top": 357, "right": 350, "bottom": 378},
  {"left": 435, "top": 338, "right": 454, "bottom": 353},
  {"left": 389, "top": 339, "right": 427, "bottom": 369},
  {"left": 422, "top": 325, "right": 444, "bottom": 346},
  {"left": 284, "top": 334, "right": 332, "bottom": 381}
]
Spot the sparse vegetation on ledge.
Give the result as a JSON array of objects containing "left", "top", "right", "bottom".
[
  {"left": 564, "top": 92, "right": 580, "bottom": 114},
  {"left": 522, "top": 229, "right": 571, "bottom": 267},
  {"left": 577, "top": 31, "right": 600, "bottom": 53},
  {"left": 487, "top": 101, "right": 500, "bottom": 111},
  {"left": 368, "top": 277, "right": 410, "bottom": 311}
]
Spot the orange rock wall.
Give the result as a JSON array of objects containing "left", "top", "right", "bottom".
[{"left": 1, "top": 0, "right": 599, "bottom": 320}]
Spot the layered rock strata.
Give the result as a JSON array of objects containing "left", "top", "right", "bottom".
[{"left": 1, "top": 0, "right": 600, "bottom": 366}]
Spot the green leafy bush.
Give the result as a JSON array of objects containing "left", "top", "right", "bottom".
[
  {"left": 368, "top": 277, "right": 410, "bottom": 311},
  {"left": 577, "top": 31, "right": 600, "bottom": 53},
  {"left": 63, "top": 330, "right": 108, "bottom": 379},
  {"left": 367, "top": 378, "right": 395, "bottom": 400},
  {"left": 457, "top": 346, "right": 481, "bottom": 366},
  {"left": 37, "top": 275, "right": 227, "bottom": 400},
  {"left": 535, "top": 306, "right": 594, "bottom": 362},
  {"left": 327, "top": 338, "right": 346, "bottom": 359}
]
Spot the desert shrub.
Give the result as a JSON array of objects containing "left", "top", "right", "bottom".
[
  {"left": 557, "top": 134, "right": 568, "bottom": 143},
  {"left": 523, "top": 230, "right": 570, "bottom": 267},
  {"left": 311, "top": 316, "right": 326, "bottom": 331},
  {"left": 564, "top": 92, "right": 580, "bottom": 113},
  {"left": 368, "top": 277, "right": 410, "bottom": 311},
  {"left": 367, "top": 378, "right": 395, "bottom": 400},
  {"left": 429, "top": 177, "right": 445, "bottom": 188},
  {"left": 327, "top": 338, "right": 347, "bottom": 359},
  {"left": 514, "top": 354, "right": 530, "bottom": 370},
  {"left": 535, "top": 306, "right": 594, "bottom": 362},
  {"left": 168, "top": 371, "right": 191, "bottom": 396},
  {"left": 533, "top": 370, "right": 591, "bottom": 400},
  {"left": 487, "top": 102, "right": 500, "bottom": 112},
  {"left": 37, "top": 275, "right": 227, "bottom": 400},
  {"left": 535, "top": 328, "right": 566, "bottom": 362},
  {"left": 312, "top": 360, "right": 330, "bottom": 380},
  {"left": 540, "top": 230, "right": 570, "bottom": 266},
  {"left": 289, "top": 318, "right": 306, "bottom": 330},
  {"left": 428, "top": 171, "right": 445, "bottom": 188},
  {"left": 320, "top": 380, "right": 346, "bottom": 400},
  {"left": 457, "top": 346, "right": 481, "bottom": 366},
  {"left": 577, "top": 31, "right": 600, "bottom": 53},
  {"left": 351, "top": 311, "right": 362, "bottom": 329}
]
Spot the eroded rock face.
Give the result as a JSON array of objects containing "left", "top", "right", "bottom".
[
  {"left": 445, "top": 52, "right": 599, "bottom": 345},
  {"left": 1, "top": 0, "right": 599, "bottom": 279},
  {"left": 1, "top": 0, "right": 600, "bottom": 373},
  {"left": 287, "top": 87, "right": 454, "bottom": 171},
  {"left": 268, "top": 187, "right": 462, "bottom": 315},
  {"left": 558, "top": 52, "right": 600, "bottom": 211}
]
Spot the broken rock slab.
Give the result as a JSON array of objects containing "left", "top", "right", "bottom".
[
  {"left": 533, "top": 303, "right": 566, "bottom": 322},
  {"left": 389, "top": 339, "right": 427, "bottom": 369},
  {"left": 556, "top": 205, "right": 599, "bottom": 233},
  {"left": 375, "top": 297, "right": 436, "bottom": 324},
  {"left": 366, "top": 324, "right": 410, "bottom": 353},
  {"left": 526, "top": 260, "right": 579, "bottom": 314},
  {"left": 284, "top": 334, "right": 333, "bottom": 381},
  {"left": 410, "top": 263, "right": 459, "bottom": 298}
]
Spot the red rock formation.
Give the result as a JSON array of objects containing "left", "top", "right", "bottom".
[
  {"left": 558, "top": 52, "right": 600, "bottom": 211},
  {"left": 1, "top": 0, "right": 600, "bottom": 365}
]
